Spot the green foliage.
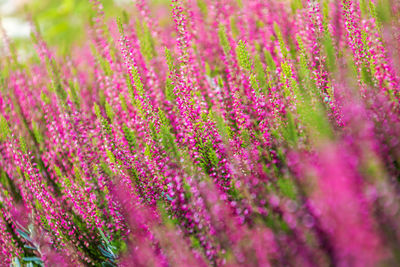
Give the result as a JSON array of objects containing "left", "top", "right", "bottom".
[
  {"left": 197, "top": 0, "right": 208, "bottom": 17},
  {"left": 0, "top": 115, "right": 10, "bottom": 141},
  {"left": 211, "top": 111, "right": 233, "bottom": 141},
  {"left": 264, "top": 50, "right": 276, "bottom": 71},
  {"left": 230, "top": 16, "right": 239, "bottom": 38},
  {"left": 122, "top": 124, "right": 138, "bottom": 151},
  {"left": 165, "top": 77, "right": 176, "bottom": 102},
  {"left": 131, "top": 65, "right": 145, "bottom": 98},
  {"left": 198, "top": 140, "right": 219, "bottom": 173},
  {"left": 375, "top": 0, "right": 392, "bottom": 25},
  {"left": 19, "top": 135, "right": 27, "bottom": 154},
  {"left": 106, "top": 149, "right": 116, "bottom": 164},
  {"left": 11, "top": 258, "right": 21, "bottom": 267},
  {"left": 276, "top": 177, "right": 296, "bottom": 200},
  {"left": 274, "top": 22, "right": 289, "bottom": 59},
  {"left": 282, "top": 112, "right": 298, "bottom": 147},
  {"left": 158, "top": 113, "right": 178, "bottom": 158},
  {"left": 218, "top": 25, "right": 231, "bottom": 55},
  {"left": 23, "top": 257, "right": 44, "bottom": 267},
  {"left": 157, "top": 200, "right": 179, "bottom": 226},
  {"left": 116, "top": 17, "right": 125, "bottom": 36},
  {"left": 236, "top": 40, "right": 252, "bottom": 71},
  {"left": 253, "top": 52, "right": 267, "bottom": 92},
  {"left": 20, "top": 0, "right": 121, "bottom": 53},
  {"left": 360, "top": 0, "right": 370, "bottom": 17},
  {"left": 68, "top": 80, "right": 81, "bottom": 108},
  {"left": 94, "top": 103, "right": 113, "bottom": 136},
  {"left": 136, "top": 21, "right": 157, "bottom": 61},
  {"left": 323, "top": 33, "right": 336, "bottom": 74},
  {"left": 119, "top": 93, "right": 128, "bottom": 112},
  {"left": 164, "top": 48, "right": 176, "bottom": 74},
  {"left": 105, "top": 101, "right": 115, "bottom": 122},
  {"left": 291, "top": 0, "right": 303, "bottom": 13},
  {"left": 98, "top": 229, "right": 117, "bottom": 266}
]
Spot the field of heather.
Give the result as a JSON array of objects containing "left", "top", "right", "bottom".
[{"left": 0, "top": 0, "right": 399, "bottom": 266}]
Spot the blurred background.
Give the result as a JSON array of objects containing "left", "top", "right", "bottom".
[{"left": 0, "top": 0, "right": 133, "bottom": 55}]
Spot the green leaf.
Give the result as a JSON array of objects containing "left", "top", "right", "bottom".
[
  {"left": 99, "top": 228, "right": 111, "bottom": 246},
  {"left": 102, "top": 261, "right": 116, "bottom": 267},
  {"left": 23, "top": 257, "right": 42, "bottom": 263},
  {"left": 12, "top": 257, "right": 21, "bottom": 267},
  {"left": 24, "top": 245, "right": 37, "bottom": 250},
  {"left": 99, "top": 245, "right": 114, "bottom": 259},
  {"left": 17, "top": 229, "right": 32, "bottom": 242}
]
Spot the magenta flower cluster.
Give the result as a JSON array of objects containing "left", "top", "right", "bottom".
[{"left": 1, "top": 0, "right": 400, "bottom": 266}]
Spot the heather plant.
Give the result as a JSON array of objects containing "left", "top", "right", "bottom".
[{"left": 0, "top": 0, "right": 400, "bottom": 266}]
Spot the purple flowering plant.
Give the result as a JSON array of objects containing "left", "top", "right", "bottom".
[{"left": 0, "top": 0, "right": 400, "bottom": 266}]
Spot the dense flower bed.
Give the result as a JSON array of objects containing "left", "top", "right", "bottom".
[{"left": 1, "top": 0, "right": 400, "bottom": 266}]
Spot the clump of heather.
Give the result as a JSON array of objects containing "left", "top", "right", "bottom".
[{"left": 1, "top": 0, "right": 400, "bottom": 266}]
